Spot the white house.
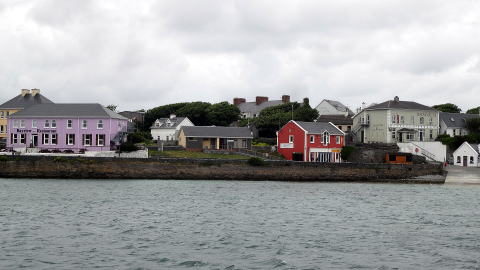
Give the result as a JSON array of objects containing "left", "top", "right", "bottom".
[
  {"left": 150, "top": 115, "right": 194, "bottom": 141},
  {"left": 439, "top": 112, "right": 479, "bottom": 137},
  {"left": 453, "top": 142, "right": 479, "bottom": 167},
  {"left": 315, "top": 99, "right": 354, "bottom": 117}
]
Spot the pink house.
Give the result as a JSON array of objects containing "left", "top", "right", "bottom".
[{"left": 7, "top": 103, "right": 128, "bottom": 153}]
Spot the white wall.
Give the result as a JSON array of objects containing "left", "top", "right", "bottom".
[
  {"left": 397, "top": 142, "right": 447, "bottom": 162},
  {"left": 453, "top": 143, "right": 479, "bottom": 167},
  {"left": 315, "top": 101, "right": 345, "bottom": 116},
  {"left": 150, "top": 118, "right": 194, "bottom": 141}
]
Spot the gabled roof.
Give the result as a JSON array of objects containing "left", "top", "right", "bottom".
[
  {"left": 322, "top": 99, "right": 354, "bottom": 116},
  {"left": 237, "top": 100, "right": 284, "bottom": 115},
  {"left": 8, "top": 103, "right": 128, "bottom": 120},
  {"left": 440, "top": 112, "right": 479, "bottom": 128},
  {"left": 0, "top": 93, "right": 53, "bottom": 109},
  {"left": 151, "top": 117, "right": 190, "bottom": 129},
  {"left": 181, "top": 126, "right": 253, "bottom": 138},
  {"left": 455, "top": 142, "right": 480, "bottom": 155},
  {"left": 366, "top": 98, "right": 435, "bottom": 111},
  {"left": 294, "top": 121, "right": 344, "bottom": 135},
  {"left": 316, "top": 114, "right": 353, "bottom": 125}
]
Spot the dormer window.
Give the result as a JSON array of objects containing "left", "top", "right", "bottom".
[{"left": 450, "top": 117, "right": 455, "bottom": 122}]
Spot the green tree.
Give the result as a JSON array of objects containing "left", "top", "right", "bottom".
[
  {"left": 432, "top": 103, "right": 461, "bottom": 113},
  {"left": 466, "top": 118, "right": 480, "bottom": 134},
  {"left": 106, "top": 104, "right": 118, "bottom": 112},
  {"left": 466, "top": 107, "right": 480, "bottom": 114},
  {"left": 175, "top": 102, "right": 212, "bottom": 126},
  {"left": 206, "top": 102, "right": 241, "bottom": 126},
  {"left": 143, "top": 102, "right": 189, "bottom": 130}
]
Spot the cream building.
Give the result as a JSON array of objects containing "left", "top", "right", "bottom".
[{"left": 353, "top": 96, "right": 439, "bottom": 144}]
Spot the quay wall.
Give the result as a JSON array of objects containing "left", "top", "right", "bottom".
[{"left": 0, "top": 156, "right": 445, "bottom": 183}]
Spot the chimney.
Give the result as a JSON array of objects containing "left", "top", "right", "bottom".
[
  {"left": 233, "top": 98, "right": 246, "bottom": 106},
  {"left": 282, "top": 95, "right": 290, "bottom": 103},
  {"left": 170, "top": 114, "right": 176, "bottom": 119},
  {"left": 31, "top": 88, "right": 40, "bottom": 96},
  {"left": 394, "top": 96, "right": 400, "bottom": 103},
  {"left": 21, "top": 89, "right": 30, "bottom": 96},
  {"left": 256, "top": 96, "right": 268, "bottom": 105},
  {"left": 303, "top": 97, "right": 310, "bottom": 106}
]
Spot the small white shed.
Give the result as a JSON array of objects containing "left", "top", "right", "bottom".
[{"left": 453, "top": 142, "right": 480, "bottom": 167}]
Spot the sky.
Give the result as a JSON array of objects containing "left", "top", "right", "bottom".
[{"left": 0, "top": 0, "right": 479, "bottom": 112}]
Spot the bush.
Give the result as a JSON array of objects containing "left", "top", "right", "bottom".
[
  {"left": 247, "top": 157, "right": 266, "bottom": 166},
  {"left": 119, "top": 142, "right": 139, "bottom": 152},
  {"left": 0, "top": 156, "right": 8, "bottom": 162},
  {"left": 128, "top": 131, "right": 152, "bottom": 144},
  {"left": 341, "top": 146, "right": 355, "bottom": 161}
]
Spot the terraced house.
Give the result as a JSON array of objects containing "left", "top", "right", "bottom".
[
  {"left": 352, "top": 96, "right": 439, "bottom": 143},
  {"left": 7, "top": 103, "right": 128, "bottom": 153},
  {"left": 0, "top": 89, "right": 53, "bottom": 143}
]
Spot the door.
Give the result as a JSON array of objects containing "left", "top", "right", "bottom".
[
  {"left": 463, "top": 156, "right": 468, "bottom": 167},
  {"left": 399, "top": 133, "right": 403, "bottom": 142},
  {"left": 360, "top": 131, "right": 365, "bottom": 143},
  {"left": 419, "top": 130, "right": 424, "bottom": 141},
  {"left": 31, "top": 134, "right": 38, "bottom": 147}
]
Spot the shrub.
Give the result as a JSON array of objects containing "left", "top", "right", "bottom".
[
  {"left": 128, "top": 131, "right": 152, "bottom": 144},
  {"left": 119, "top": 142, "right": 139, "bottom": 152},
  {"left": 247, "top": 157, "right": 266, "bottom": 166},
  {"left": 341, "top": 146, "right": 355, "bottom": 161},
  {"left": 0, "top": 156, "right": 8, "bottom": 162}
]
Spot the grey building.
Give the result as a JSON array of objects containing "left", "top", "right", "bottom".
[
  {"left": 439, "top": 112, "right": 479, "bottom": 137},
  {"left": 353, "top": 96, "right": 440, "bottom": 143},
  {"left": 234, "top": 95, "right": 291, "bottom": 118},
  {"left": 315, "top": 99, "right": 354, "bottom": 117},
  {"left": 179, "top": 126, "right": 253, "bottom": 151}
]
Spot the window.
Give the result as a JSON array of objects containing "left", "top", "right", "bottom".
[
  {"left": 66, "top": 134, "right": 75, "bottom": 145},
  {"left": 336, "top": 136, "right": 341, "bottom": 144},
  {"left": 338, "top": 125, "right": 342, "bottom": 130},
  {"left": 11, "top": 134, "right": 18, "bottom": 144},
  {"left": 51, "top": 120, "right": 56, "bottom": 128},
  {"left": 406, "top": 133, "right": 413, "bottom": 140},
  {"left": 0, "top": 125, "right": 4, "bottom": 134},
  {"left": 82, "top": 120, "right": 88, "bottom": 129},
  {"left": 429, "top": 129, "right": 433, "bottom": 139},
  {"left": 83, "top": 134, "right": 92, "bottom": 146},
  {"left": 19, "top": 120, "right": 25, "bottom": 128},
  {"left": 453, "top": 129, "right": 457, "bottom": 136},
  {"left": 457, "top": 156, "right": 461, "bottom": 163},
  {"left": 44, "top": 120, "right": 50, "bottom": 128},
  {"left": 67, "top": 120, "right": 73, "bottom": 129},
  {"left": 43, "top": 134, "right": 50, "bottom": 145},
  {"left": 429, "top": 117, "right": 433, "bottom": 125},
  {"left": 289, "top": 135, "right": 294, "bottom": 143},
  {"left": 13, "top": 120, "right": 19, "bottom": 128},
  {"left": 420, "top": 117, "right": 424, "bottom": 125},
  {"left": 391, "top": 128, "right": 396, "bottom": 139},
  {"left": 411, "top": 116, "right": 415, "bottom": 124},
  {"left": 96, "top": 134, "right": 105, "bottom": 146},
  {"left": 470, "top": 156, "right": 474, "bottom": 164},
  {"left": 0, "top": 111, "right": 3, "bottom": 119},
  {"left": 51, "top": 134, "right": 57, "bottom": 145},
  {"left": 97, "top": 120, "right": 104, "bottom": 129},
  {"left": 391, "top": 115, "right": 395, "bottom": 124},
  {"left": 32, "top": 120, "right": 37, "bottom": 128},
  {"left": 20, "top": 134, "right": 26, "bottom": 144},
  {"left": 322, "top": 131, "right": 330, "bottom": 144},
  {"left": 400, "top": 116, "right": 405, "bottom": 124},
  {"left": 310, "top": 135, "right": 315, "bottom": 143}
]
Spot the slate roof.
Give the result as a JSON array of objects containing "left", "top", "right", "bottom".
[
  {"left": 181, "top": 126, "right": 253, "bottom": 138},
  {"left": 316, "top": 114, "right": 353, "bottom": 125},
  {"left": 323, "top": 100, "right": 354, "bottom": 116},
  {"left": 462, "top": 143, "right": 480, "bottom": 155},
  {"left": 8, "top": 103, "right": 128, "bottom": 120},
  {"left": 151, "top": 117, "right": 190, "bottom": 129},
  {"left": 440, "top": 112, "right": 479, "bottom": 128},
  {"left": 367, "top": 98, "right": 435, "bottom": 111},
  {"left": 295, "top": 121, "right": 344, "bottom": 135},
  {"left": 0, "top": 93, "right": 53, "bottom": 109},
  {"left": 237, "top": 100, "right": 284, "bottom": 115}
]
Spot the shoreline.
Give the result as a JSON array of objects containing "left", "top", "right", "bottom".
[{"left": 0, "top": 156, "right": 446, "bottom": 183}]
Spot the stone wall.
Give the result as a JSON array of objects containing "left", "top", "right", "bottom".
[{"left": 0, "top": 156, "right": 445, "bottom": 183}]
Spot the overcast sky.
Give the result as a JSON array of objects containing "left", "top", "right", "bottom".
[{"left": 0, "top": 0, "right": 479, "bottom": 112}]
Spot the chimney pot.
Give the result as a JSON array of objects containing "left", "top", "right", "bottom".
[
  {"left": 282, "top": 95, "right": 290, "bottom": 103},
  {"left": 31, "top": 88, "right": 40, "bottom": 96},
  {"left": 233, "top": 98, "right": 246, "bottom": 106},
  {"left": 21, "top": 89, "right": 30, "bottom": 96},
  {"left": 255, "top": 96, "right": 268, "bottom": 105}
]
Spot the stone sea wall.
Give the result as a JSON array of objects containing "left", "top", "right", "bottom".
[{"left": 0, "top": 156, "right": 445, "bottom": 183}]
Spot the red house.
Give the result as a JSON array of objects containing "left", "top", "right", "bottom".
[{"left": 277, "top": 120, "right": 345, "bottom": 162}]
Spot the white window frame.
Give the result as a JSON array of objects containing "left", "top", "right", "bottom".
[
  {"left": 12, "top": 134, "right": 18, "bottom": 144},
  {"left": 32, "top": 120, "right": 37, "bottom": 128},
  {"left": 67, "top": 120, "right": 73, "bottom": 129},
  {"left": 83, "top": 134, "right": 92, "bottom": 146},
  {"left": 43, "top": 134, "right": 50, "bottom": 145},
  {"left": 420, "top": 117, "right": 424, "bottom": 125},
  {"left": 336, "top": 136, "right": 341, "bottom": 144},
  {"left": 51, "top": 134, "right": 57, "bottom": 145},
  {"left": 13, "top": 120, "right": 19, "bottom": 128},
  {"left": 310, "top": 135, "right": 315, "bottom": 143},
  {"left": 44, "top": 120, "right": 50, "bottom": 128},
  {"left": 322, "top": 131, "right": 330, "bottom": 145},
  {"left": 0, "top": 125, "right": 4, "bottom": 134},
  {"left": 96, "top": 134, "right": 105, "bottom": 146},
  {"left": 470, "top": 156, "right": 474, "bottom": 164},
  {"left": 0, "top": 111, "right": 3, "bottom": 119},
  {"left": 20, "top": 134, "right": 26, "bottom": 144},
  {"left": 289, "top": 135, "right": 294, "bottom": 143},
  {"left": 67, "top": 134, "right": 75, "bottom": 145},
  {"left": 51, "top": 120, "right": 57, "bottom": 128},
  {"left": 82, "top": 120, "right": 88, "bottom": 129},
  {"left": 97, "top": 120, "right": 104, "bottom": 129},
  {"left": 19, "top": 120, "right": 25, "bottom": 128}
]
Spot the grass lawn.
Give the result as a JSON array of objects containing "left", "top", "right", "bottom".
[{"left": 149, "top": 150, "right": 249, "bottom": 160}]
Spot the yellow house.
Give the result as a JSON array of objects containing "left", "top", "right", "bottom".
[{"left": 0, "top": 89, "right": 53, "bottom": 142}]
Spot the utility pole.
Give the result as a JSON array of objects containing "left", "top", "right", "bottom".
[{"left": 291, "top": 104, "right": 294, "bottom": 120}]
